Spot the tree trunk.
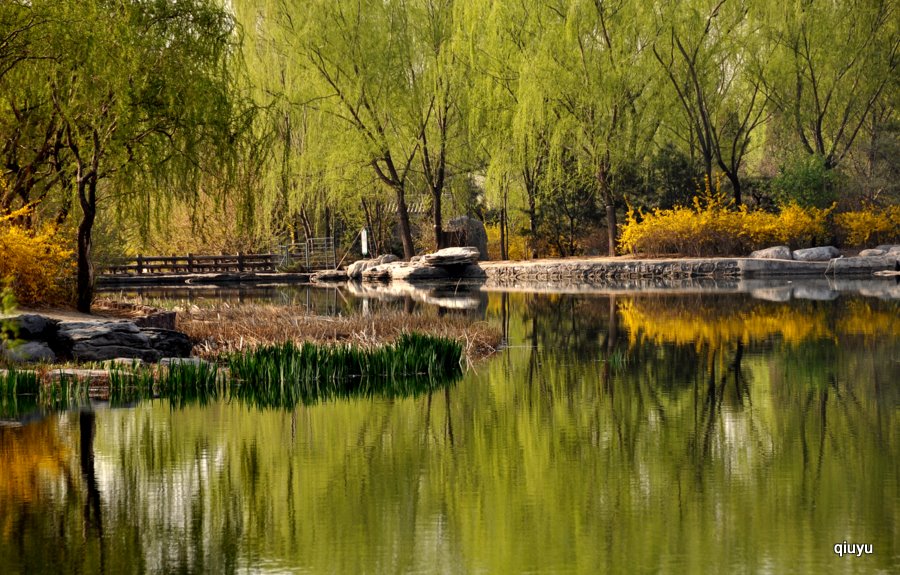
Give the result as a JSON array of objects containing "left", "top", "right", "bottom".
[
  {"left": 395, "top": 187, "right": 415, "bottom": 259},
  {"left": 726, "top": 171, "right": 742, "bottom": 206},
  {"left": 499, "top": 207, "right": 507, "bottom": 260},
  {"left": 432, "top": 188, "right": 444, "bottom": 250},
  {"left": 76, "top": 177, "right": 96, "bottom": 313},
  {"left": 527, "top": 193, "right": 537, "bottom": 259},
  {"left": 606, "top": 204, "right": 617, "bottom": 256},
  {"left": 597, "top": 163, "right": 617, "bottom": 256}
]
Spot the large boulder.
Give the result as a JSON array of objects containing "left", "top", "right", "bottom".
[
  {"left": 390, "top": 265, "right": 451, "bottom": 281},
  {"left": 143, "top": 328, "right": 193, "bottom": 358},
  {"left": 446, "top": 216, "right": 488, "bottom": 260},
  {"left": 56, "top": 321, "right": 156, "bottom": 362},
  {"left": 2, "top": 314, "right": 58, "bottom": 340},
  {"left": 859, "top": 249, "right": 886, "bottom": 257},
  {"left": 348, "top": 254, "right": 399, "bottom": 280},
  {"left": 311, "top": 269, "right": 349, "bottom": 283},
  {"left": 749, "top": 246, "right": 793, "bottom": 260},
  {"left": 422, "top": 246, "right": 481, "bottom": 266},
  {"left": 1, "top": 340, "right": 56, "bottom": 363},
  {"left": 54, "top": 320, "right": 192, "bottom": 362},
  {"left": 793, "top": 246, "right": 841, "bottom": 261}
]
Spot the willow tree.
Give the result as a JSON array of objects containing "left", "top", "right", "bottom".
[
  {"left": 540, "top": 0, "right": 659, "bottom": 254},
  {"left": 763, "top": 0, "right": 898, "bottom": 170},
  {"left": 4, "top": 0, "right": 242, "bottom": 311},
  {"left": 653, "top": 0, "right": 770, "bottom": 205},
  {"left": 245, "top": 0, "right": 469, "bottom": 259},
  {"left": 460, "top": 0, "right": 553, "bottom": 258}
]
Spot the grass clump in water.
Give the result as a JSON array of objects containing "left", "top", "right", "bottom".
[{"left": 227, "top": 332, "right": 463, "bottom": 408}]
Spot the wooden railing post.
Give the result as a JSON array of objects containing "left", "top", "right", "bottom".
[
  {"left": 137, "top": 254, "right": 143, "bottom": 275},
  {"left": 238, "top": 252, "right": 245, "bottom": 272},
  {"left": 188, "top": 253, "right": 194, "bottom": 274}
]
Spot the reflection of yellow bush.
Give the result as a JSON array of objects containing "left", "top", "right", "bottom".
[
  {"left": 620, "top": 298, "right": 898, "bottom": 351},
  {"left": 0, "top": 222, "right": 75, "bottom": 306},
  {"left": 619, "top": 178, "right": 833, "bottom": 256},
  {"left": 836, "top": 300, "right": 900, "bottom": 337},
  {"left": 0, "top": 422, "right": 71, "bottom": 539},
  {"left": 834, "top": 206, "right": 900, "bottom": 247},
  {"left": 618, "top": 299, "right": 832, "bottom": 351}
]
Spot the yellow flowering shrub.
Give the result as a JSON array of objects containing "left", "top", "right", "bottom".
[
  {"left": 485, "top": 223, "right": 530, "bottom": 261},
  {"left": 619, "top": 177, "right": 833, "bottom": 256},
  {"left": 834, "top": 206, "right": 900, "bottom": 247},
  {"left": 0, "top": 221, "right": 75, "bottom": 306}
]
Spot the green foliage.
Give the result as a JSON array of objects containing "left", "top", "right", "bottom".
[{"left": 772, "top": 154, "right": 838, "bottom": 209}]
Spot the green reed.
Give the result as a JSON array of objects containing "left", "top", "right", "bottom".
[
  {"left": 226, "top": 333, "right": 463, "bottom": 408},
  {"left": 0, "top": 367, "right": 40, "bottom": 395}
]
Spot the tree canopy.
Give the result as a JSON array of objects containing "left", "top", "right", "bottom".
[{"left": 1, "top": 0, "right": 897, "bottom": 306}]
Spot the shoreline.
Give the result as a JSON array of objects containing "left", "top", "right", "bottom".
[{"left": 96, "top": 254, "right": 900, "bottom": 288}]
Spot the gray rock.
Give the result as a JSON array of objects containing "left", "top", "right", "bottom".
[
  {"left": 362, "top": 264, "right": 394, "bottom": 282},
  {"left": 58, "top": 321, "right": 150, "bottom": 349},
  {"left": 311, "top": 269, "right": 348, "bottom": 283},
  {"left": 103, "top": 357, "right": 145, "bottom": 368},
  {"left": 54, "top": 320, "right": 190, "bottom": 362},
  {"left": 159, "top": 357, "right": 212, "bottom": 368},
  {"left": 1, "top": 340, "right": 56, "bottom": 363},
  {"left": 422, "top": 246, "right": 481, "bottom": 266},
  {"left": 143, "top": 328, "right": 192, "bottom": 358},
  {"left": 391, "top": 265, "right": 450, "bottom": 280},
  {"left": 2, "top": 314, "right": 58, "bottom": 340},
  {"left": 859, "top": 249, "right": 886, "bottom": 257},
  {"left": 348, "top": 254, "right": 400, "bottom": 280},
  {"left": 875, "top": 245, "right": 900, "bottom": 253},
  {"left": 792, "top": 246, "right": 841, "bottom": 261},
  {"left": 749, "top": 246, "right": 793, "bottom": 260},
  {"left": 446, "top": 216, "right": 489, "bottom": 260}
]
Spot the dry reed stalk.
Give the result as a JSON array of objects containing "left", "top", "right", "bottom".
[{"left": 177, "top": 303, "right": 501, "bottom": 362}]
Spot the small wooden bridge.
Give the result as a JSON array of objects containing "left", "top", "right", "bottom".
[{"left": 101, "top": 238, "right": 337, "bottom": 277}]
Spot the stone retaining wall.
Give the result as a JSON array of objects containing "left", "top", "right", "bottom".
[{"left": 480, "top": 256, "right": 898, "bottom": 286}]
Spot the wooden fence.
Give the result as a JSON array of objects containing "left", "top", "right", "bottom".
[{"left": 102, "top": 253, "right": 280, "bottom": 276}]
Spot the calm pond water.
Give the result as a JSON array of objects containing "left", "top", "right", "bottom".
[{"left": 2, "top": 281, "right": 899, "bottom": 574}]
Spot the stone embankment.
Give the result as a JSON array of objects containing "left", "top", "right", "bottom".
[{"left": 479, "top": 246, "right": 900, "bottom": 286}]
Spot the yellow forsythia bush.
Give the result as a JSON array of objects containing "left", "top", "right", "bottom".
[
  {"left": 834, "top": 206, "right": 900, "bottom": 247},
  {"left": 485, "top": 223, "right": 530, "bottom": 260},
  {"left": 0, "top": 222, "right": 76, "bottom": 306},
  {"left": 619, "top": 184, "right": 833, "bottom": 256}
]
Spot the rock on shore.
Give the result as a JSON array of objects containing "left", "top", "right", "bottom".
[
  {"left": 1, "top": 314, "right": 192, "bottom": 363},
  {"left": 354, "top": 247, "right": 485, "bottom": 283}
]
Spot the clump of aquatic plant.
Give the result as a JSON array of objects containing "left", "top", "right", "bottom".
[
  {"left": 0, "top": 368, "right": 40, "bottom": 417},
  {"left": 0, "top": 367, "right": 40, "bottom": 396},
  {"left": 108, "top": 361, "right": 221, "bottom": 408},
  {"left": 227, "top": 333, "right": 463, "bottom": 408},
  {"left": 39, "top": 374, "right": 89, "bottom": 408}
]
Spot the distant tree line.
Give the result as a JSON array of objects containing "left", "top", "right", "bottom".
[{"left": 0, "top": 0, "right": 897, "bottom": 309}]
